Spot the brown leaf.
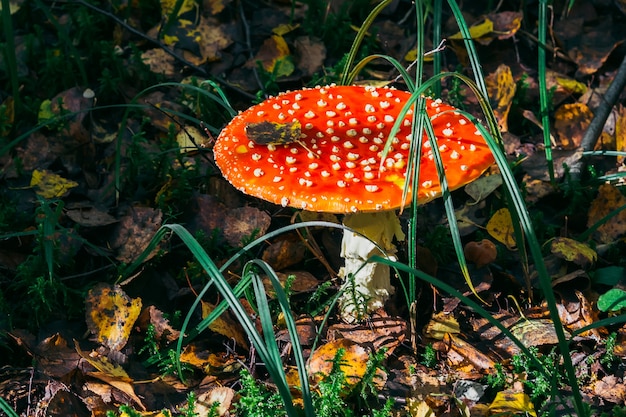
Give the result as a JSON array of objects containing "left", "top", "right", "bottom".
[
  {"left": 261, "top": 235, "right": 307, "bottom": 270},
  {"left": 223, "top": 206, "right": 271, "bottom": 247},
  {"left": 137, "top": 305, "right": 181, "bottom": 344},
  {"left": 201, "top": 300, "right": 249, "bottom": 350},
  {"left": 328, "top": 311, "right": 406, "bottom": 354},
  {"left": 294, "top": 36, "right": 326, "bottom": 77},
  {"left": 108, "top": 207, "right": 163, "bottom": 264},
  {"left": 587, "top": 184, "right": 626, "bottom": 244},
  {"left": 553, "top": 103, "right": 593, "bottom": 149},
  {"left": 85, "top": 283, "right": 142, "bottom": 351},
  {"left": 550, "top": 237, "right": 597, "bottom": 268}
]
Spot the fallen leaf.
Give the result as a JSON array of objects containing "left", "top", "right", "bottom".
[
  {"left": 486, "top": 208, "right": 516, "bottom": 249},
  {"left": 307, "top": 338, "right": 386, "bottom": 390},
  {"left": 201, "top": 300, "right": 249, "bottom": 350},
  {"left": 587, "top": 184, "right": 626, "bottom": 244},
  {"left": 248, "top": 35, "right": 293, "bottom": 75},
  {"left": 485, "top": 64, "right": 516, "bottom": 131},
  {"left": 85, "top": 283, "right": 142, "bottom": 351},
  {"left": 30, "top": 169, "right": 78, "bottom": 199},
  {"left": 294, "top": 36, "right": 327, "bottom": 77},
  {"left": 108, "top": 207, "right": 163, "bottom": 264},
  {"left": 464, "top": 173, "right": 502, "bottom": 203},
  {"left": 488, "top": 391, "right": 537, "bottom": 416},
  {"left": 423, "top": 311, "right": 460, "bottom": 340},
  {"left": 508, "top": 319, "right": 569, "bottom": 348},
  {"left": 195, "top": 387, "right": 236, "bottom": 416},
  {"left": 550, "top": 237, "right": 597, "bottom": 268},
  {"left": 327, "top": 311, "right": 406, "bottom": 354},
  {"left": 553, "top": 103, "right": 593, "bottom": 149},
  {"left": 141, "top": 48, "right": 177, "bottom": 76}
]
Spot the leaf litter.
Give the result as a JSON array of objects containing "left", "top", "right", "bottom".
[{"left": 2, "top": 1, "right": 626, "bottom": 416}]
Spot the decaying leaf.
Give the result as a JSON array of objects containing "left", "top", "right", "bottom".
[
  {"left": 464, "top": 173, "right": 502, "bottom": 203},
  {"left": 248, "top": 35, "right": 293, "bottom": 76},
  {"left": 30, "top": 169, "right": 78, "bottom": 199},
  {"left": 485, "top": 64, "right": 516, "bottom": 132},
  {"left": 488, "top": 391, "right": 537, "bottom": 416},
  {"left": 108, "top": 207, "right": 163, "bottom": 264},
  {"left": 75, "top": 342, "right": 146, "bottom": 410},
  {"left": 201, "top": 301, "right": 249, "bottom": 350},
  {"left": 261, "top": 235, "right": 307, "bottom": 270},
  {"left": 307, "top": 338, "right": 386, "bottom": 390},
  {"left": 508, "top": 319, "right": 569, "bottom": 348},
  {"left": 550, "top": 237, "right": 597, "bottom": 268},
  {"left": 486, "top": 208, "right": 516, "bottom": 249},
  {"left": 553, "top": 103, "right": 593, "bottom": 149},
  {"left": 85, "top": 283, "right": 142, "bottom": 351},
  {"left": 141, "top": 49, "right": 177, "bottom": 76},
  {"left": 294, "top": 36, "right": 327, "bottom": 77},
  {"left": 423, "top": 311, "right": 460, "bottom": 340},
  {"left": 327, "top": 312, "right": 406, "bottom": 354},
  {"left": 195, "top": 387, "right": 236, "bottom": 416},
  {"left": 587, "top": 184, "right": 626, "bottom": 244}
]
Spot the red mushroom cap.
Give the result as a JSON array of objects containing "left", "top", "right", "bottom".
[{"left": 213, "top": 85, "right": 494, "bottom": 213}]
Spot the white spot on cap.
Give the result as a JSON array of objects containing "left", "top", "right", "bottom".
[
  {"left": 317, "top": 99, "right": 327, "bottom": 107},
  {"left": 308, "top": 162, "right": 319, "bottom": 169},
  {"left": 347, "top": 152, "right": 359, "bottom": 161},
  {"left": 286, "top": 156, "right": 297, "bottom": 164},
  {"left": 364, "top": 172, "right": 375, "bottom": 180},
  {"left": 346, "top": 161, "right": 356, "bottom": 169},
  {"left": 304, "top": 111, "right": 315, "bottom": 119},
  {"left": 273, "top": 104, "right": 281, "bottom": 110},
  {"left": 252, "top": 153, "right": 261, "bottom": 161},
  {"left": 367, "top": 116, "right": 376, "bottom": 123},
  {"left": 384, "top": 115, "right": 395, "bottom": 123},
  {"left": 451, "top": 150, "right": 460, "bottom": 159},
  {"left": 443, "top": 128, "right": 453, "bottom": 136},
  {"left": 273, "top": 176, "right": 282, "bottom": 182},
  {"left": 337, "top": 180, "right": 347, "bottom": 187},
  {"left": 365, "top": 185, "right": 379, "bottom": 192},
  {"left": 470, "top": 144, "right": 477, "bottom": 151},
  {"left": 257, "top": 111, "right": 265, "bottom": 116},
  {"left": 278, "top": 113, "right": 286, "bottom": 120},
  {"left": 461, "top": 165, "right": 468, "bottom": 171},
  {"left": 281, "top": 197, "right": 289, "bottom": 207},
  {"left": 365, "top": 104, "right": 376, "bottom": 113},
  {"left": 379, "top": 101, "right": 390, "bottom": 109},
  {"left": 343, "top": 141, "right": 355, "bottom": 149},
  {"left": 347, "top": 129, "right": 357, "bottom": 137},
  {"left": 349, "top": 118, "right": 358, "bottom": 126},
  {"left": 332, "top": 162, "right": 341, "bottom": 170},
  {"left": 422, "top": 180, "right": 433, "bottom": 188},
  {"left": 336, "top": 102, "right": 346, "bottom": 110},
  {"left": 321, "top": 170, "right": 331, "bottom": 178},
  {"left": 326, "top": 110, "right": 337, "bottom": 117},
  {"left": 295, "top": 93, "right": 303, "bottom": 100},
  {"left": 254, "top": 168, "right": 264, "bottom": 177},
  {"left": 305, "top": 123, "right": 313, "bottom": 129}
]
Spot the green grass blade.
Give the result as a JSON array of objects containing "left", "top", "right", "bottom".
[
  {"left": 339, "top": 0, "right": 394, "bottom": 86},
  {"left": 538, "top": 0, "right": 555, "bottom": 183}
]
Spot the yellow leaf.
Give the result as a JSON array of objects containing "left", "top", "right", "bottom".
[
  {"left": 85, "top": 283, "right": 142, "bottom": 351},
  {"left": 272, "top": 23, "right": 300, "bottom": 36},
  {"left": 488, "top": 391, "right": 537, "bottom": 416},
  {"left": 75, "top": 341, "right": 131, "bottom": 380},
  {"left": 550, "top": 237, "right": 597, "bottom": 268},
  {"left": 423, "top": 311, "right": 460, "bottom": 340},
  {"left": 555, "top": 76, "right": 587, "bottom": 95},
  {"left": 486, "top": 208, "right": 516, "bottom": 249},
  {"left": 485, "top": 64, "right": 516, "bottom": 132},
  {"left": 30, "top": 169, "right": 78, "bottom": 199},
  {"left": 449, "top": 18, "right": 494, "bottom": 40},
  {"left": 160, "top": 0, "right": 195, "bottom": 17},
  {"left": 616, "top": 105, "right": 626, "bottom": 163}
]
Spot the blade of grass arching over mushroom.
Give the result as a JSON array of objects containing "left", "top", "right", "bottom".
[
  {"left": 339, "top": 0, "right": 395, "bottom": 86},
  {"left": 432, "top": 0, "right": 443, "bottom": 97},
  {"left": 345, "top": 54, "right": 415, "bottom": 91},
  {"left": 538, "top": 0, "right": 556, "bottom": 183}
]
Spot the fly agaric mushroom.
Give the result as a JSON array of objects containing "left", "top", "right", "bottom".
[{"left": 213, "top": 85, "right": 494, "bottom": 322}]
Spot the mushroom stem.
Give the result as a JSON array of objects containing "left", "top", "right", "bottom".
[{"left": 338, "top": 211, "right": 405, "bottom": 322}]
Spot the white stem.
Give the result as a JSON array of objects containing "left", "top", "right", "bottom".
[{"left": 338, "top": 211, "right": 405, "bottom": 322}]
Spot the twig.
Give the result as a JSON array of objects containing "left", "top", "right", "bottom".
[{"left": 570, "top": 53, "right": 626, "bottom": 182}]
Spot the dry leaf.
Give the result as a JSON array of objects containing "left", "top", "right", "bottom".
[
  {"left": 486, "top": 208, "right": 516, "bottom": 249},
  {"left": 423, "top": 311, "right": 460, "bottom": 340},
  {"left": 485, "top": 64, "right": 516, "bottom": 132},
  {"left": 488, "top": 391, "right": 537, "bottom": 416},
  {"left": 553, "top": 103, "right": 593, "bottom": 149},
  {"left": 587, "top": 184, "right": 626, "bottom": 244},
  {"left": 30, "top": 169, "right": 78, "bottom": 199},
  {"left": 201, "top": 300, "right": 249, "bottom": 350},
  {"left": 108, "top": 207, "right": 163, "bottom": 264},
  {"left": 550, "top": 237, "right": 596, "bottom": 268},
  {"left": 85, "top": 283, "right": 142, "bottom": 351}
]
